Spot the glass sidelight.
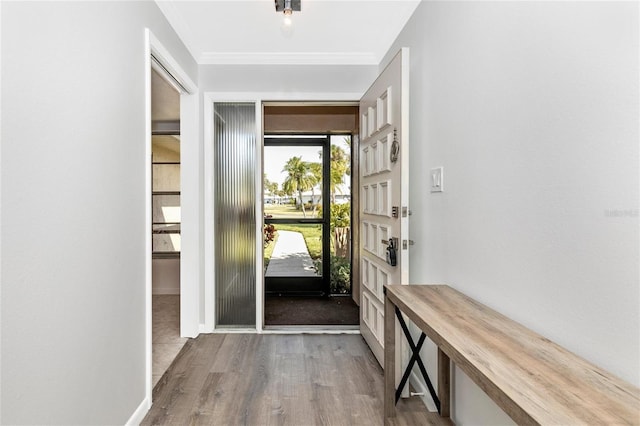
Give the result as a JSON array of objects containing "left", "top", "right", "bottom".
[{"left": 214, "top": 102, "right": 256, "bottom": 327}]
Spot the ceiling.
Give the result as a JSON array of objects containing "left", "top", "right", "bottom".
[{"left": 155, "top": 0, "right": 421, "bottom": 65}]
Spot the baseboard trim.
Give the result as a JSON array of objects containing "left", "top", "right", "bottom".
[
  {"left": 125, "top": 396, "right": 151, "bottom": 425},
  {"left": 410, "top": 371, "right": 438, "bottom": 412}
]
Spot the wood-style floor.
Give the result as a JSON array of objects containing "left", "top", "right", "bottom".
[
  {"left": 142, "top": 334, "right": 452, "bottom": 426},
  {"left": 153, "top": 295, "right": 187, "bottom": 387}
]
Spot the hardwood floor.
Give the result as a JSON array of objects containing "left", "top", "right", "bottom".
[
  {"left": 142, "top": 334, "right": 452, "bottom": 425},
  {"left": 153, "top": 295, "right": 188, "bottom": 387}
]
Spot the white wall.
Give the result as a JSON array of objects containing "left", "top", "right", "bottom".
[
  {"left": 381, "top": 1, "right": 639, "bottom": 424},
  {"left": 1, "top": 2, "right": 197, "bottom": 424}
]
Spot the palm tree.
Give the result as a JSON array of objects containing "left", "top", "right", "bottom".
[
  {"left": 282, "top": 156, "right": 315, "bottom": 218},
  {"left": 319, "top": 144, "right": 351, "bottom": 203},
  {"left": 308, "top": 162, "right": 322, "bottom": 216},
  {"left": 264, "top": 175, "right": 279, "bottom": 196}
]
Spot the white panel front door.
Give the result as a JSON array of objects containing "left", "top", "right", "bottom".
[{"left": 359, "top": 49, "right": 409, "bottom": 365}]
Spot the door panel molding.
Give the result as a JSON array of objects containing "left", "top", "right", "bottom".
[{"left": 358, "top": 49, "right": 410, "bottom": 393}]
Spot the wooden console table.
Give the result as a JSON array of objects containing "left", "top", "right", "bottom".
[{"left": 384, "top": 284, "right": 640, "bottom": 425}]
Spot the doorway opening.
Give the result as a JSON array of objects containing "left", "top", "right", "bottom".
[
  {"left": 264, "top": 135, "right": 330, "bottom": 295},
  {"left": 262, "top": 104, "right": 359, "bottom": 327},
  {"left": 150, "top": 65, "right": 186, "bottom": 389}
]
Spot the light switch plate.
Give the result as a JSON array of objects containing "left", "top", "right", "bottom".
[{"left": 430, "top": 167, "right": 444, "bottom": 192}]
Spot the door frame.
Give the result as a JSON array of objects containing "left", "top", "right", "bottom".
[
  {"left": 202, "top": 92, "right": 362, "bottom": 333},
  {"left": 144, "top": 29, "right": 198, "bottom": 411}
]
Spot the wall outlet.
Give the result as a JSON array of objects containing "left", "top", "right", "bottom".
[{"left": 430, "top": 167, "right": 444, "bottom": 192}]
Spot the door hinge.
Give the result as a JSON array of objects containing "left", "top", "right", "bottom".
[{"left": 402, "top": 206, "right": 412, "bottom": 217}]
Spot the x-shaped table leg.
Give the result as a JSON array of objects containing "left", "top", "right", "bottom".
[{"left": 394, "top": 306, "right": 441, "bottom": 414}]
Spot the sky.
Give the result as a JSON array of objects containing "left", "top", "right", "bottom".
[{"left": 264, "top": 135, "right": 350, "bottom": 191}]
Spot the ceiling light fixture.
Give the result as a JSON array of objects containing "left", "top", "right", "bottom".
[{"left": 275, "top": 0, "right": 300, "bottom": 27}]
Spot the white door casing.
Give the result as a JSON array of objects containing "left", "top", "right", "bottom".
[{"left": 359, "top": 48, "right": 410, "bottom": 373}]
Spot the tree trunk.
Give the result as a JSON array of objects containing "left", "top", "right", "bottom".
[
  {"left": 310, "top": 188, "right": 317, "bottom": 217},
  {"left": 298, "top": 190, "right": 306, "bottom": 218},
  {"left": 333, "top": 227, "right": 351, "bottom": 259}
]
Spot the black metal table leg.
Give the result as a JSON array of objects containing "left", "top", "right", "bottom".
[{"left": 394, "top": 306, "right": 441, "bottom": 414}]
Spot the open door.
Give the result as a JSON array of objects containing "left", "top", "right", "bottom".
[{"left": 359, "top": 49, "right": 410, "bottom": 365}]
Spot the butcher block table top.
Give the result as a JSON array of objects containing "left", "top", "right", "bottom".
[{"left": 384, "top": 284, "right": 640, "bottom": 425}]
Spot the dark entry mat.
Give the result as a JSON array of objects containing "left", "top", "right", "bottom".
[{"left": 265, "top": 296, "right": 359, "bottom": 326}]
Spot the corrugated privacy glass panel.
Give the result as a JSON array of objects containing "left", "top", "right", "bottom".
[{"left": 214, "top": 102, "right": 256, "bottom": 327}]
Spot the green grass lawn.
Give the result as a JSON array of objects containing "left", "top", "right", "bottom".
[{"left": 264, "top": 204, "right": 321, "bottom": 219}]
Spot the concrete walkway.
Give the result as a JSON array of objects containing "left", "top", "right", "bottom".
[{"left": 265, "top": 230, "right": 317, "bottom": 277}]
